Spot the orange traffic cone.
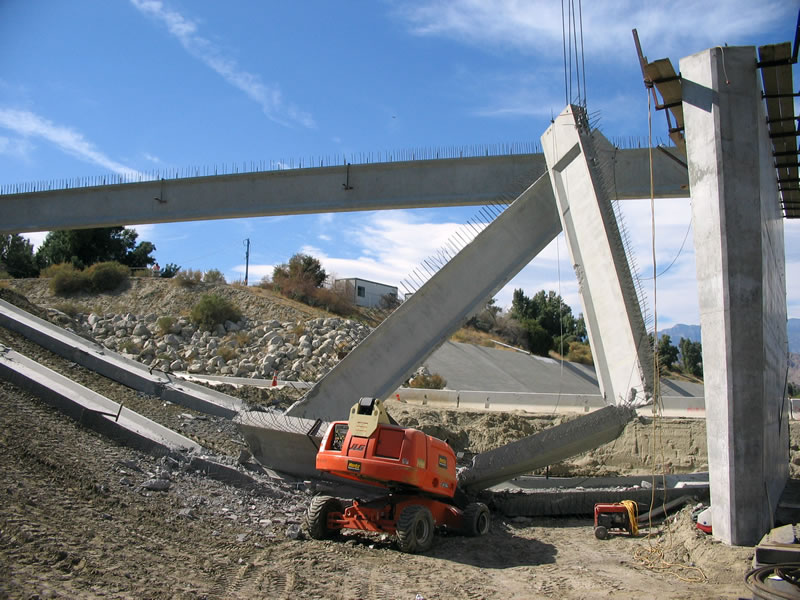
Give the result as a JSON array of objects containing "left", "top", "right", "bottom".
[{"left": 271, "top": 373, "right": 278, "bottom": 387}]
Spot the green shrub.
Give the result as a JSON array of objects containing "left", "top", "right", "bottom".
[
  {"left": 87, "top": 261, "right": 129, "bottom": 292},
  {"left": 408, "top": 373, "right": 447, "bottom": 389},
  {"left": 0, "top": 270, "right": 10, "bottom": 279},
  {"left": 160, "top": 263, "right": 180, "bottom": 278},
  {"left": 190, "top": 293, "right": 242, "bottom": 331},
  {"left": 156, "top": 316, "right": 175, "bottom": 336},
  {"left": 49, "top": 263, "right": 90, "bottom": 295},
  {"left": 203, "top": 269, "right": 226, "bottom": 284},
  {"left": 173, "top": 269, "right": 203, "bottom": 288}
]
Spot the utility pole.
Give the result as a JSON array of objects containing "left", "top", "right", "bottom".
[{"left": 243, "top": 238, "right": 250, "bottom": 286}]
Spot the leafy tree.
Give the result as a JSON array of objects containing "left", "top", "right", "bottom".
[
  {"left": 0, "top": 234, "right": 39, "bottom": 278},
  {"left": 657, "top": 334, "right": 680, "bottom": 371},
  {"left": 679, "top": 337, "right": 703, "bottom": 377},
  {"left": 466, "top": 298, "right": 501, "bottom": 332},
  {"left": 36, "top": 227, "right": 156, "bottom": 270},
  {"left": 273, "top": 253, "right": 327, "bottom": 288},
  {"left": 510, "top": 289, "right": 582, "bottom": 356},
  {"left": 519, "top": 317, "right": 553, "bottom": 355},
  {"left": 789, "top": 382, "right": 798, "bottom": 398}
]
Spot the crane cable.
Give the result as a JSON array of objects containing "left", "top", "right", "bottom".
[{"left": 630, "top": 80, "right": 706, "bottom": 585}]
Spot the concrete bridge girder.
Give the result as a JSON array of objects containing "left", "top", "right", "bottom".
[{"left": 0, "top": 150, "right": 689, "bottom": 235}]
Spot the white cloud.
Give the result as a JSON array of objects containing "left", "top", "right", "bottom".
[
  {"left": 0, "top": 108, "right": 142, "bottom": 179},
  {"left": 395, "top": 0, "right": 791, "bottom": 59},
  {"left": 0, "top": 135, "right": 34, "bottom": 160},
  {"left": 130, "top": 0, "right": 314, "bottom": 128},
  {"left": 143, "top": 152, "right": 161, "bottom": 163},
  {"left": 232, "top": 263, "right": 273, "bottom": 281},
  {"left": 22, "top": 231, "right": 48, "bottom": 250}
]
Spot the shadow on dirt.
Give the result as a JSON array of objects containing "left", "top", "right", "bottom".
[{"left": 333, "top": 519, "right": 557, "bottom": 568}]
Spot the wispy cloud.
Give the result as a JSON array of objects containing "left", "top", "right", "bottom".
[
  {"left": 395, "top": 0, "right": 791, "bottom": 59},
  {"left": 0, "top": 108, "right": 141, "bottom": 178},
  {"left": 142, "top": 152, "right": 161, "bottom": 164},
  {"left": 0, "top": 135, "right": 34, "bottom": 160},
  {"left": 130, "top": 0, "right": 314, "bottom": 128}
]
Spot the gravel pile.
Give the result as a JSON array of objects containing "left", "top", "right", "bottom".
[{"left": 76, "top": 312, "right": 371, "bottom": 382}]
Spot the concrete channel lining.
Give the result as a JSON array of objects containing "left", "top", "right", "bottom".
[{"left": 0, "top": 298, "right": 243, "bottom": 418}]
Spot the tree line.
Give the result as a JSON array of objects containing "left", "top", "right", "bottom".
[{"left": 0, "top": 228, "right": 160, "bottom": 278}]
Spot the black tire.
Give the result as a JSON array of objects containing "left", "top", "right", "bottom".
[
  {"left": 594, "top": 525, "right": 608, "bottom": 540},
  {"left": 396, "top": 505, "right": 435, "bottom": 553},
  {"left": 462, "top": 502, "right": 490, "bottom": 537},
  {"left": 306, "top": 496, "right": 343, "bottom": 540}
]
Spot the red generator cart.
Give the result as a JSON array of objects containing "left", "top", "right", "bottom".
[
  {"left": 593, "top": 501, "right": 639, "bottom": 539},
  {"left": 306, "top": 397, "right": 490, "bottom": 553}
]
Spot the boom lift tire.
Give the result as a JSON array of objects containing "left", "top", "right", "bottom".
[
  {"left": 462, "top": 502, "right": 491, "bottom": 537},
  {"left": 306, "top": 495, "right": 343, "bottom": 540},
  {"left": 396, "top": 505, "right": 435, "bottom": 553}
]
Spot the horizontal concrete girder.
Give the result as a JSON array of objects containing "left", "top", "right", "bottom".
[{"left": 0, "top": 150, "right": 688, "bottom": 234}]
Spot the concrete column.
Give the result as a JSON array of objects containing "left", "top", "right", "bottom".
[
  {"left": 681, "top": 46, "right": 788, "bottom": 545},
  {"left": 541, "top": 106, "right": 654, "bottom": 406}
]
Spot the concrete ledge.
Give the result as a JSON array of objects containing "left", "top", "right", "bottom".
[{"left": 0, "top": 299, "right": 243, "bottom": 418}]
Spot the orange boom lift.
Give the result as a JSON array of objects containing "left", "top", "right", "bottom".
[{"left": 307, "top": 397, "right": 490, "bottom": 553}]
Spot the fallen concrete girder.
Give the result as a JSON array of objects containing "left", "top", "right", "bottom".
[
  {"left": 458, "top": 405, "right": 636, "bottom": 492},
  {"left": 0, "top": 344, "right": 284, "bottom": 490},
  {"left": 492, "top": 487, "right": 706, "bottom": 518},
  {"left": 287, "top": 172, "right": 560, "bottom": 422},
  {"left": 0, "top": 344, "right": 201, "bottom": 456},
  {"left": 0, "top": 298, "right": 243, "bottom": 418}
]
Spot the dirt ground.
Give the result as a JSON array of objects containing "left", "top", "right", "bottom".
[{"left": 0, "top": 280, "right": 775, "bottom": 598}]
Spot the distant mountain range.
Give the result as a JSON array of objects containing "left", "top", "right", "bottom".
[{"left": 659, "top": 318, "right": 799, "bottom": 354}]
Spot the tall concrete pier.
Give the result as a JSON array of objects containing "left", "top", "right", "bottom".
[
  {"left": 542, "top": 107, "right": 654, "bottom": 406},
  {"left": 681, "top": 46, "right": 789, "bottom": 545}
]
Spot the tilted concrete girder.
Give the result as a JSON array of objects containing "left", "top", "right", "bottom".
[
  {"left": 542, "top": 107, "right": 654, "bottom": 405},
  {"left": 286, "top": 172, "right": 560, "bottom": 422},
  {"left": 0, "top": 150, "right": 689, "bottom": 234}
]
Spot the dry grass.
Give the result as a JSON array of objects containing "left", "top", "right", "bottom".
[{"left": 450, "top": 327, "right": 518, "bottom": 350}]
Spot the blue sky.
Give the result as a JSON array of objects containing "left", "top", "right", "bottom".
[{"left": 1, "top": 0, "right": 797, "bottom": 328}]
